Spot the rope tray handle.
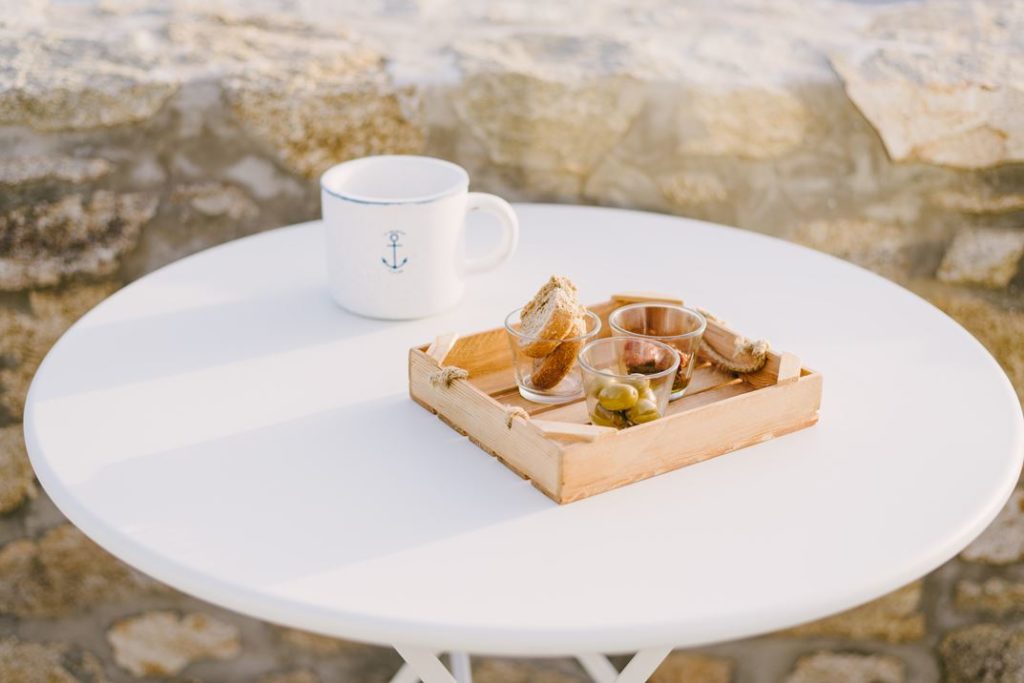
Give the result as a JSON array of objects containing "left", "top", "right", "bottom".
[
  {"left": 697, "top": 308, "right": 771, "bottom": 374},
  {"left": 504, "top": 406, "right": 529, "bottom": 429},
  {"left": 427, "top": 365, "right": 527, "bottom": 430},
  {"left": 428, "top": 366, "right": 469, "bottom": 388}
]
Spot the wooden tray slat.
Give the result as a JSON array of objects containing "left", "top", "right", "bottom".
[
  {"left": 664, "top": 380, "right": 750, "bottom": 416},
  {"left": 409, "top": 298, "right": 822, "bottom": 504},
  {"left": 494, "top": 389, "right": 579, "bottom": 417},
  {"left": 470, "top": 368, "right": 518, "bottom": 396},
  {"left": 526, "top": 398, "right": 589, "bottom": 425},
  {"left": 559, "top": 372, "right": 822, "bottom": 503}
]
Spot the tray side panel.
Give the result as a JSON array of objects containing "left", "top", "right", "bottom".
[
  {"left": 559, "top": 372, "right": 823, "bottom": 503},
  {"left": 443, "top": 328, "right": 512, "bottom": 376},
  {"left": 409, "top": 349, "right": 564, "bottom": 500},
  {"left": 700, "top": 317, "right": 795, "bottom": 388}
]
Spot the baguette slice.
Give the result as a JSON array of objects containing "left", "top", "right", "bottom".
[
  {"left": 532, "top": 315, "right": 587, "bottom": 390},
  {"left": 518, "top": 276, "right": 580, "bottom": 358}
]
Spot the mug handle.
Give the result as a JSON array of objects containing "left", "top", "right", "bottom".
[{"left": 463, "top": 192, "right": 519, "bottom": 274}]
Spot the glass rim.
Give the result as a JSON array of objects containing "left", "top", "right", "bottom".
[
  {"left": 577, "top": 336, "right": 681, "bottom": 381},
  {"left": 608, "top": 302, "right": 708, "bottom": 341},
  {"left": 504, "top": 308, "right": 602, "bottom": 343}
]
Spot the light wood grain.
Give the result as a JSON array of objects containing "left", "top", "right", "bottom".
[
  {"left": 470, "top": 367, "right": 518, "bottom": 396},
  {"left": 532, "top": 420, "right": 618, "bottom": 442},
  {"left": 665, "top": 380, "right": 750, "bottom": 417},
  {"left": 409, "top": 349, "right": 564, "bottom": 499},
  {"left": 409, "top": 298, "right": 823, "bottom": 505},
  {"left": 499, "top": 365, "right": 742, "bottom": 427},
  {"left": 611, "top": 292, "right": 685, "bottom": 305},
  {"left": 559, "top": 372, "right": 823, "bottom": 503},
  {"left": 494, "top": 388, "right": 580, "bottom": 417},
  {"left": 686, "top": 364, "right": 739, "bottom": 396},
  {"left": 699, "top": 317, "right": 811, "bottom": 388},
  {"left": 528, "top": 399, "right": 590, "bottom": 425},
  {"left": 426, "top": 333, "right": 458, "bottom": 364},
  {"left": 444, "top": 328, "right": 512, "bottom": 375},
  {"left": 776, "top": 352, "right": 801, "bottom": 385}
]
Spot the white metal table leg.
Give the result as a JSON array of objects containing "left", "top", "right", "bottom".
[
  {"left": 393, "top": 647, "right": 456, "bottom": 683},
  {"left": 577, "top": 653, "right": 619, "bottom": 683},
  {"left": 388, "top": 650, "right": 472, "bottom": 683},
  {"left": 615, "top": 647, "right": 672, "bottom": 683},
  {"left": 576, "top": 647, "right": 672, "bottom": 683},
  {"left": 449, "top": 651, "right": 473, "bottom": 683},
  {"left": 389, "top": 662, "right": 422, "bottom": 683},
  {"left": 392, "top": 646, "right": 671, "bottom": 683}
]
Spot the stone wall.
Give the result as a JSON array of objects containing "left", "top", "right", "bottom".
[{"left": 1, "top": 0, "right": 1022, "bottom": 681}]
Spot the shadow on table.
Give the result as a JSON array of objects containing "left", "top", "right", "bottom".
[
  {"left": 34, "top": 283, "right": 396, "bottom": 401},
  {"left": 74, "top": 392, "right": 553, "bottom": 587}
]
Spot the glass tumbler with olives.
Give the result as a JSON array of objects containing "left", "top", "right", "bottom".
[
  {"left": 577, "top": 337, "right": 680, "bottom": 429},
  {"left": 608, "top": 303, "right": 706, "bottom": 400}
]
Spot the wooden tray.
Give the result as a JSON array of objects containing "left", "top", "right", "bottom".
[{"left": 408, "top": 293, "right": 823, "bottom": 504}]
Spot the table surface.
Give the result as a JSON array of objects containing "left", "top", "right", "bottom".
[{"left": 25, "top": 204, "right": 1023, "bottom": 656}]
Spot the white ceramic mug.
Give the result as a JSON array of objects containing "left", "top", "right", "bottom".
[{"left": 320, "top": 155, "right": 519, "bottom": 319}]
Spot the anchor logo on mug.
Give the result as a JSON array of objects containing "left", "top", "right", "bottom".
[{"left": 381, "top": 231, "right": 408, "bottom": 273}]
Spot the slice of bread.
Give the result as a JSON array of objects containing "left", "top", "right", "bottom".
[
  {"left": 521, "top": 276, "right": 577, "bottom": 320},
  {"left": 518, "top": 276, "right": 581, "bottom": 358},
  {"left": 531, "top": 315, "right": 586, "bottom": 390}
]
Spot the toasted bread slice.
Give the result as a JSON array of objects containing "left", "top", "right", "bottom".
[
  {"left": 518, "top": 276, "right": 580, "bottom": 358},
  {"left": 521, "top": 276, "right": 577, "bottom": 320},
  {"left": 531, "top": 315, "right": 587, "bottom": 390}
]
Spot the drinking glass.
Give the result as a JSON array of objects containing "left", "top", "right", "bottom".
[
  {"left": 504, "top": 309, "right": 602, "bottom": 404},
  {"left": 577, "top": 337, "right": 679, "bottom": 429},
  {"left": 609, "top": 303, "right": 706, "bottom": 400}
]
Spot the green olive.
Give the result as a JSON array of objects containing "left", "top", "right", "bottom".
[
  {"left": 638, "top": 386, "right": 657, "bottom": 403},
  {"left": 589, "top": 373, "right": 619, "bottom": 395},
  {"left": 626, "top": 373, "right": 651, "bottom": 392},
  {"left": 598, "top": 383, "right": 639, "bottom": 411},
  {"left": 626, "top": 398, "right": 660, "bottom": 425},
  {"left": 590, "top": 403, "right": 627, "bottom": 429}
]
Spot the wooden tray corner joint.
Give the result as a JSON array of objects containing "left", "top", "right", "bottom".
[{"left": 409, "top": 294, "right": 822, "bottom": 504}]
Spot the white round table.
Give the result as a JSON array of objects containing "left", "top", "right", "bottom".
[{"left": 25, "top": 205, "right": 1023, "bottom": 683}]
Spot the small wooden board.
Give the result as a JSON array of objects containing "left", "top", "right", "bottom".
[{"left": 409, "top": 295, "right": 823, "bottom": 504}]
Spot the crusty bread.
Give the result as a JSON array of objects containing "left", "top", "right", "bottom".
[
  {"left": 521, "top": 276, "right": 577, "bottom": 320},
  {"left": 518, "top": 276, "right": 581, "bottom": 358},
  {"left": 531, "top": 315, "right": 586, "bottom": 390}
]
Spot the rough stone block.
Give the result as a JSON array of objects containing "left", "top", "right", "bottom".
[
  {"left": 169, "top": 12, "right": 424, "bottom": 178},
  {"left": 790, "top": 219, "right": 914, "bottom": 279},
  {"left": 472, "top": 657, "right": 588, "bottom": 683},
  {"left": 0, "top": 425, "right": 36, "bottom": 515},
  {"left": 932, "top": 188, "right": 1024, "bottom": 215},
  {"left": 0, "top": 523, "right": 169, "bottom": 617},
  {"left": 961, "top": 488, "right": 1024, "bottom": 566},
  {"left": 832, "top": 3, "right": 1024, "bottom": 168},
  {"left": 914, "top": 282, "right": 1024, "bottom": 403},
  {"left": 0, "top": 156, "right": 112, "bottom": 187},
  {"left": 260, "top": 671, "right": 320, "bottom": 683},
  {"left": 278, "top": 627, "right": 378, "bottom": 656},
  {"left": 0, "top": 283, "right": 118, "bottom": 419},
  {"left": 0, "top": 192, "right": 156, "bottom": 291},
  {"left": 650, "top": 652, "right": 733, "bottom": 683},
  {"left": 0, "top": 637, "right": 107, "bottom": 683},
  {"left": 955, "top": 578, "right": 1024, "bottom": 617},
  {"left": 937, "top": 228, "right": 1024, "bottom": 289},
  {"left": 0, "top": 28, "right": 178, "bottom": 131},
  {"left": 107, "top": 610, "right": 241, "bottom": 677},
  {"left": 785, "top": 652, "right": 905, "bottom": 683},
  {"left": 940, "top": 624, "right": 1024, "bottom": 683},
  {"left": 777, "top": 582, "right": 925, "bottom": 643},
  {"left": 453, "top": 33, "right": 650, "bottom": 176}
]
